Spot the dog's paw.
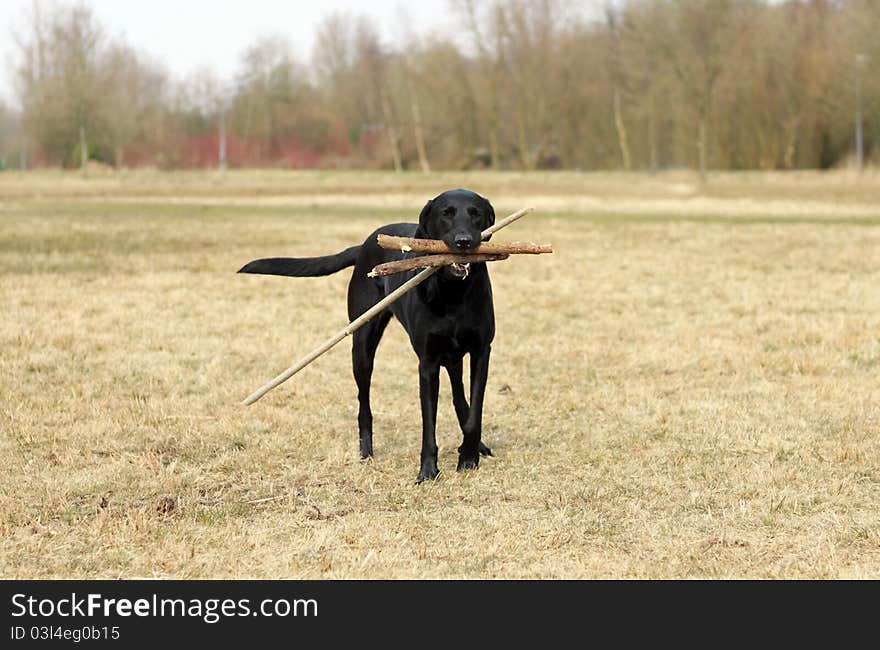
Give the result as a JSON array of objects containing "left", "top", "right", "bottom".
[
  {"left": 457, "top": 455, "right": 480, "bottom": 471},
  {"left": 416, "top": 461, "right": 440, "bottom": 484},
  {"left": 478, "top": 442, "right": 493, "bottom": 457},
  {"left": 359, "top": 438, "right": 373, "bottom": 460}
]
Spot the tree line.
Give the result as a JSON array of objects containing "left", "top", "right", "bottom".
[{"left": 1, "top": 0, "right": 877, "bottom": 173}]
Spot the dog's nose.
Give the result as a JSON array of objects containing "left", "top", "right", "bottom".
[{"left": 454, "top": 235, "right": 473, "bottom": 250}]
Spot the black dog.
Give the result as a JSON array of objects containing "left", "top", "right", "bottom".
[{"left": 239, "top": 189, "right": 497, "bottom": 482}]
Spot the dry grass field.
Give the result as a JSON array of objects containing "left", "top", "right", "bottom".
[{"left": 1, "top": 169, "right": 879, "bottom": 579}]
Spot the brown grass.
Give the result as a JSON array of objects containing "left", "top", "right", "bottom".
[{"left": 1, "top": 169, "right": 878, "bottom": 578}]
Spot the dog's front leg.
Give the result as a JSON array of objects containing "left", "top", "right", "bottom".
[
  {"left": 458, "top": 346, "right": 491, "bottom": 471},
  {"left": 417, "top": 358, "right": 441, "bottom": 483},
  {"left": 448, "top": 360, "right": 493, "bottom": 458}
]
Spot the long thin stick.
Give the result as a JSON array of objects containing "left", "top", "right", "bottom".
[
  {"left": 241, "top": 206, "right": 534, "bottom": 406},
  {"left": 367, "top": 253, "right": 509, "bottom": 278},
  {"left": 481, "top": 206, "right": 535, "bottom": 237},
  {"left": 377, "top": 234, "right": 552, "bottom": 255}
]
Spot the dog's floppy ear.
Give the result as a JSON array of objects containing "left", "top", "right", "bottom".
[
  {"left": 482, "top": 199, "right": 496, "bottom": 241},
  {"left": 415, "top": 199, "right": 433, "bottom": 238}
]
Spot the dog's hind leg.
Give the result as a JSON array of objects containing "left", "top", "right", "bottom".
[
  {"left": 446, "top": 359, "right": 492, "bottom": 457},
  {"left": 416, "top": 357, "right": 442, "bottom": 483},
  {"left": 351, "top": 311, "right": 391, "bottom": 459}
]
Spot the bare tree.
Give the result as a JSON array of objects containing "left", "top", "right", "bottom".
[
  {"left": 0, "top": 102, "right": 20, "bottom": 167},
  {"left": 457, "top": 0, "right": 504, "bottom": 169},
  {"left": 660, "top": 0, "right": 741, "bottom": 181},
  {"left": 14, "top": 4, "right": 105, "bottom": 170},
  {"left": 102, "top": 44, "right": 165, "bottom": 168},
  {"left": 605, "top": 5, "right": 632, "bottom": 170},
  {"left": 621, "top": 0, "right": 674, "bottom": 171},
  {"left": 399, "top": 57, "right": 431, "bottom": 173},
  {"left": 312, "top": 13, "right": 401, "bottom": 168}
]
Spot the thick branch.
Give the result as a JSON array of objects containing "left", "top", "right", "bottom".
[
  {"left": 368, "top": 253, "right": 509, "bottom": 278},
  {"left": 377, "top": 234, "right": 552, "bottom": 255}
]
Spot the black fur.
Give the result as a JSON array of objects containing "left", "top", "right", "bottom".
[
  {"left": 239, "top": 189, "right": 497, "bottom": 482},
  {"left": 238, "top": 245, "right": 359, "bottom": 277}
]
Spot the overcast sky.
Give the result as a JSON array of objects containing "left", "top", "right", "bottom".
[{"left": 0, "top": 0, "right": 462, "bottom": 106}]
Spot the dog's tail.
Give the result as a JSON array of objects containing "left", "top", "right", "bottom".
[{"left": 238, "top": 245, "right": 360, "bottom": 277}]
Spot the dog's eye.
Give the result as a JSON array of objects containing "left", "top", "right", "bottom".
[
  {"left": 468, "top": 207, "right": 480, "bottom": 220},
  {"left": 442, "top": 207, "right": 456, "bottom": 217}
]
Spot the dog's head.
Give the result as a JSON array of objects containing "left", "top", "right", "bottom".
[
  {"left": 416, "top": 188, "right": 496, "bottom": 252},
  {"left": 416, "top": 189, "right": 495, "bottom": 280}
]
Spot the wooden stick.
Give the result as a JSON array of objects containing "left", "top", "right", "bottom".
[
  {"left": 241, "top": 206, "right": 533, "bottom": 406},
  {"left": 377, "top": 234, "right": 551, "bottom": 255},
  {"left": 367, "top": 253, "right": 509, "bottom": 277},
  {"left": 483, "top": 206, "right": 533, "bottom": 234},
  {"left": 241, "top": 269, "right": 436, "bottom": 405}
]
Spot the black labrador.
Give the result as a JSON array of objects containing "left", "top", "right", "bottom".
[{"left": 239, "top": 189, "right": 497, "bottom": 482}]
